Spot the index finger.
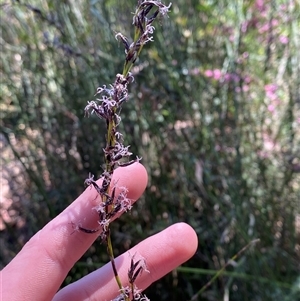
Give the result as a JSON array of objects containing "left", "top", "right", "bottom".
[{"left": 1, "top": 163, "right": 148, "bottom": 301}]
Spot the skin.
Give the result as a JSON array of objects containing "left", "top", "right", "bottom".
[{"left": 1, "top": 163, "right": 198, "bottom": 301}]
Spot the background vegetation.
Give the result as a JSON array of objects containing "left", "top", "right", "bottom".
[{"left": 1, "top": 0, "right": 299, "bottom": 300}]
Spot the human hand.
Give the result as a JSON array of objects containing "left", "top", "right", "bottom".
[{"left": 1, "top": 163, "right": 198, "bottom": 301}]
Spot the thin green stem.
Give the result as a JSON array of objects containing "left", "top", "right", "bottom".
[
  {"left": 190, "top": 239, "right": 260, "bottom": 301},
  {"left": 106, "top": 230, "right": 131, "bottom": 301}
]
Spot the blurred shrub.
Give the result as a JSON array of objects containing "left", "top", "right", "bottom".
[{"left": 1, "top": 0, "right": 299, "bottom": 300}]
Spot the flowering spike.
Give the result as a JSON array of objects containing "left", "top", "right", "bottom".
[{"left": 81, "top": 2, "right": 171, "bottom": 300}]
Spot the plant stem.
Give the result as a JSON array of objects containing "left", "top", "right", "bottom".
[{"left": 190, "top": 239, "right": 260, "bottom": 300}]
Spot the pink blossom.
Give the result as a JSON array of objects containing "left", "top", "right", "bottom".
[
  {"left": 258, "top": 19, "right": 279, "bottom": 34},
  {"left": 255, "top": 0, "right": 268, "bottom": 17},
  {"left": 204, "top": 69, "right": 214, "bottom": 77},
  {"left": 255, "top": 0, "right": 266, "bottom": 12},
  {"left": 229, "top": 34, "right": 235, "bottom": 42},
  {"left": 264, "top": 84, "right": 277, "bottom": 93},
  {"left": 204, "top": 69, "right": 222, "bottom": 80},
  {"left": 271, "top": 19, "right": 279, "bottom": 27},
  {"left": 212, "top": 69, "right": 222, "bottom": 80},
  {"left": 258, "top": 22, "right": 270, "bottom": 34},
  {"left": 268, "top": 104, "right": 275, "bottom": 112},
  {"left": 265, "top": 84, "right": 278, "bottom": 100},
  {"left": 243, "top": 85, "right": 250, "bottom": 92},
  {"left": 204, "top": 69, "right": 246, "bottom": 84},
  {"left": 279, "top": 35, "right": 289, "bottom": 44},
  {"left": 244, "top": 75, "right": 251, "bottom": 84},
  {"left": 266, "top": 92, "right": 277, "bottom": 101}
]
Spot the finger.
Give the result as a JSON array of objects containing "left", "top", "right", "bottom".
[
  {"left": 53, "top": 222, "right": 198, "bottom": 301},
  {"left": 1, "top": 163, "right": 148, "bottom": 301}
]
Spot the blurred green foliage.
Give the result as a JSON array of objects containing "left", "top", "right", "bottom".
[{"left": 1, "top": 0, "right": 299, "bottom": 300}]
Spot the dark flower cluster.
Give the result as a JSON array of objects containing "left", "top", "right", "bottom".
[
  {"left": 82, "top": 0, "right": 171, "bottom": 241},
  {"left": 112, "top": 255, "right": 150, "bottom": 301},
  {"left": 83, "top": 73, "right": 139, "bottom": 239},
  {"left": 117, "top": 0, "right": 172, "bottom": 74}
]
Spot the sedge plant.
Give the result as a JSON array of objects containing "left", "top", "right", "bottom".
[{"left": 79, "top": 1, "right": 172, "bottom": 300}]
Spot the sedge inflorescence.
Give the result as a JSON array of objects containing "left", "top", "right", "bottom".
[
  {"left": 82, "top": 1, "right": 171, "bottom": 300},
  {"left": 83, "top": 73, "right": 139, "bottom": 240}
]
